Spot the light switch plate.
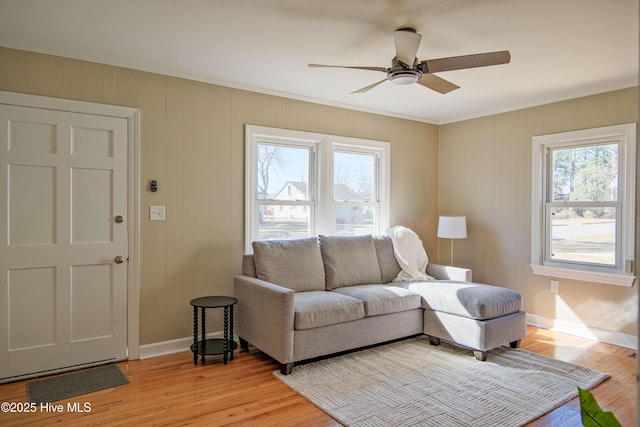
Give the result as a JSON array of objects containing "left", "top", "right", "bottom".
[{"left": 150, "top": 205, "right": 165, "bottom": 221}]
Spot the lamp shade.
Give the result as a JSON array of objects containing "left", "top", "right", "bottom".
[{"left": 437, "top": 216, "right": 467, "bottom": 239}]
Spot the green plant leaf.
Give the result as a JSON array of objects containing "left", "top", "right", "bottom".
[{"left": 578, "top": 387, "right": 621, "bottom": 427}]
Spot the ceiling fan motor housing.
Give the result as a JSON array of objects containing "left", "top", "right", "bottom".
[{"left": 388, "top": 57, "right": 421, "bottom": 85}]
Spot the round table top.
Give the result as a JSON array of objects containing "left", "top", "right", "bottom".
[{"left": 190, "top": 295, "right": 237, "bottom": 308}]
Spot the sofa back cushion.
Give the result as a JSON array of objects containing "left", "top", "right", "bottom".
[
  {"left": 242, "top": 254, "right": 257, "bottom": 277},
  {"left": 319, "top": 234, "right": 382, "bottom": 290},
  {"left": 373, "top": 235, "right": 402, "bottom": 283},
  {"left": 252, "top": 237, "right": 326, "bottom": 292}
]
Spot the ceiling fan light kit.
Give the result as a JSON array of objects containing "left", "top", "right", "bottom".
[
  {"left": 309, "top": 27, "right": 510, "bottom": 95},
  {"left": 389, "top": 70, "right": 420, "bottom": 85}
]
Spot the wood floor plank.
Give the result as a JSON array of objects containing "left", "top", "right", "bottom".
[{"left": 0, "top": 326, "right": 635, "bottom": 426}]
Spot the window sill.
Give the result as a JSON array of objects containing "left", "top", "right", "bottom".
[{"left": 530, "top": 264, "right": 635, "bottom": 287}]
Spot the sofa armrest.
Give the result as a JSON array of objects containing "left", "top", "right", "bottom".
[
  {"left": 427, "top": 263, "right": 472, "bottom": 282},
  {"left": 233, "top": 275, "right": 296, "bottom": 364}
]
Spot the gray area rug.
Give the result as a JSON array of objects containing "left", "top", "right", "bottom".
[
  {"left": 27, "top": 364, "right": 128, "bottom": 404},
  {"left": 274, "top": 338, "right": 609, "bottom": 427}
]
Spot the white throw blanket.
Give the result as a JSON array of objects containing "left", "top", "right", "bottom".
[{"left": 385, "top": 226, "right": 434, "bottom": 281}]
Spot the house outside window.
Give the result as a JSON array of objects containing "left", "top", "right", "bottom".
[
  {"left": 245, "top": 125, "right": 390, "bottom": 253},
  {"left": 530, "top": 123, "right": 636, "bottom": 286}
]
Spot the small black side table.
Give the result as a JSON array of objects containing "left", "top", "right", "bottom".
[{"left": 190, "top": 296, "right": 238, "bottom": 365}]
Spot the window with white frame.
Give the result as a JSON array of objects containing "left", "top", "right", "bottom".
[
  {"left": 245, "top": 125, "right": 390, "bottom": 252},
  {"left": 531, "top": 123, "right": 636, "bottom": 286}
]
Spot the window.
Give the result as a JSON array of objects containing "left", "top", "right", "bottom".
[
  {"left": 245, "top": 125, "right": 390, "bottom": 252},
  {"left": 332, "top": 149, "right": 376, "bottom": 235},
  {"left": 531, "top": 123, "right": 636, "bottom": 286}
]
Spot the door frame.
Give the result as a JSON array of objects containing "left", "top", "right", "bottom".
[{"left": 0, "top": 90, "right": 141, "bottom": 360}]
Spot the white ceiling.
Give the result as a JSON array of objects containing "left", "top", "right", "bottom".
[{"left": 0, "top": 0, "right": 637, "bottom": 124}]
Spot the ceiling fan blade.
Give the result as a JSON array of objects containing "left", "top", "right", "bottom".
[
  {"left": 308, "top": 64, "right": 388, "bottom": 73},
  {"left": 393, "top": 28, "right": 422, "bottom": 67},
  {"left": 417, "top": 74, "right": 460, "bottom": 94},
  {"left": 350, "top": 79, "right": 387, "bottom": 94},
  {"left": 422, "top": 50, "right": 511, "bottom": 73}
]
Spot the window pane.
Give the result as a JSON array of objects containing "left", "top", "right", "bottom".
[
  {"left": 334, "top": 205, "right": 375, "bottom": 235},
  {"left": 550, "top": 207, "right": 616, "bottom": 266},
  {"left": 551, "top": 143, "right": 618, "bottom": 202},
  {"left": 258, "top": 204, "right": 310, "bottom": 240},
  {"left": 257, "top": 144, "right": 310, "bottom": 200},
  {"left": 333, "top": 151, "right": 375, "bottom": 201}
]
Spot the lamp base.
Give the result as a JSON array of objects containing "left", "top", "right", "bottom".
[{"left": 449, "top": 239, "right": 455, "bottom": 266}]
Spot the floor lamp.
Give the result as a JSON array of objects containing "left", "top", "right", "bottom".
[{"left": 437, "top": 216, "right": 467, "bottom": 266}]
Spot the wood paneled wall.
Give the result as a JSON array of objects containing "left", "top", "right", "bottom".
[
  {"left": 0, "top": 47, "right": 439, "bottom": 345},
  {"left": 439, "top": 87, "right": 639, "bottom": 338}
]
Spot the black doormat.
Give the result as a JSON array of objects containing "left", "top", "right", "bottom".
[{"left": 27, "top": 364, "right": 129, "bottom": 404}]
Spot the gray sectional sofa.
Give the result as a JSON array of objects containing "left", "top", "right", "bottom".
[{"left": 234, "top": 234, "right": 526, "bottom": 374}]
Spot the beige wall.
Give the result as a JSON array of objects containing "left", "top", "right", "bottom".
[
  {"left": 0, "top": 47, "right": 440, "bottom": 345},
  {"left": 439, "top": 87, "right": 639, "bottom": 337}
]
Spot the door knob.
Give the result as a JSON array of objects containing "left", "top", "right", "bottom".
[
  {"left": 115, "top": 215, "right": 124, "bottom": 223},
  {"left": 114, "top": 256, "right": 127, "bottom": 264}
]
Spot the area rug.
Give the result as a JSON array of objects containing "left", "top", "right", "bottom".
[
  {"left": 274, "top": 338, "right": 609, "bottom": 427},
  {"left": 27, "top": 364, "right": 128, "bottom": 404}
]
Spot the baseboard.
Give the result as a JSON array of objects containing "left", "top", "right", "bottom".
[
  {"left": 138, "top": 316, "right": 637, "bottom": 359},
  {"left": 526, "top": 313, "right": 637, "bottom": 350},
  {"left": 139, "top": 330, "right": 233, "bottom": 360}
]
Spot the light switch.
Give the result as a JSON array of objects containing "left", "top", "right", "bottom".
[{"left": 150, "top": 206, "right": 165, "bottom": 221}]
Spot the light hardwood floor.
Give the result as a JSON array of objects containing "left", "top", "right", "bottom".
[{"left": 1, "top": 326, "right": 636, "bottom": 426}]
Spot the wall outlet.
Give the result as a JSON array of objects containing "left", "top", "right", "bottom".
[
  {"left": 150, "top": 205, "right": 166, "bottom": 221},
  {"left": 550, "top": 280, "right": 559, "bottom": 293}
]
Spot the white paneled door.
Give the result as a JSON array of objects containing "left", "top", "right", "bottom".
[{"left": 0, "top": 105, "right": 128, "bottom": 381}]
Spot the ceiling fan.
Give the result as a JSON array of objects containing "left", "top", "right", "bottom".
[{"left": 309, "top": 28, "right": 510, "bottom": 94}]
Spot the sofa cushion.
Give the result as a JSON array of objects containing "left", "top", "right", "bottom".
[
  {"left": 252, "top": 237, "right": 325, "bottom": 292},
  {"left": 333, "top": 284, "right": 422, "bottom": 316},
  {"left": 319, "top": 234, "right": 382, "bottom": 290},
  {"left": 294, "top": 291, "right": 365, "bottom": 330},
  {"left": 403, "top": 281, "right": 523, "bottom": 320},
  {"left": 373, "top": 235, "right": 402, "bottom": 283},
  {"left": 242, "top": 254, "right": 257, "bottom": 277}
]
